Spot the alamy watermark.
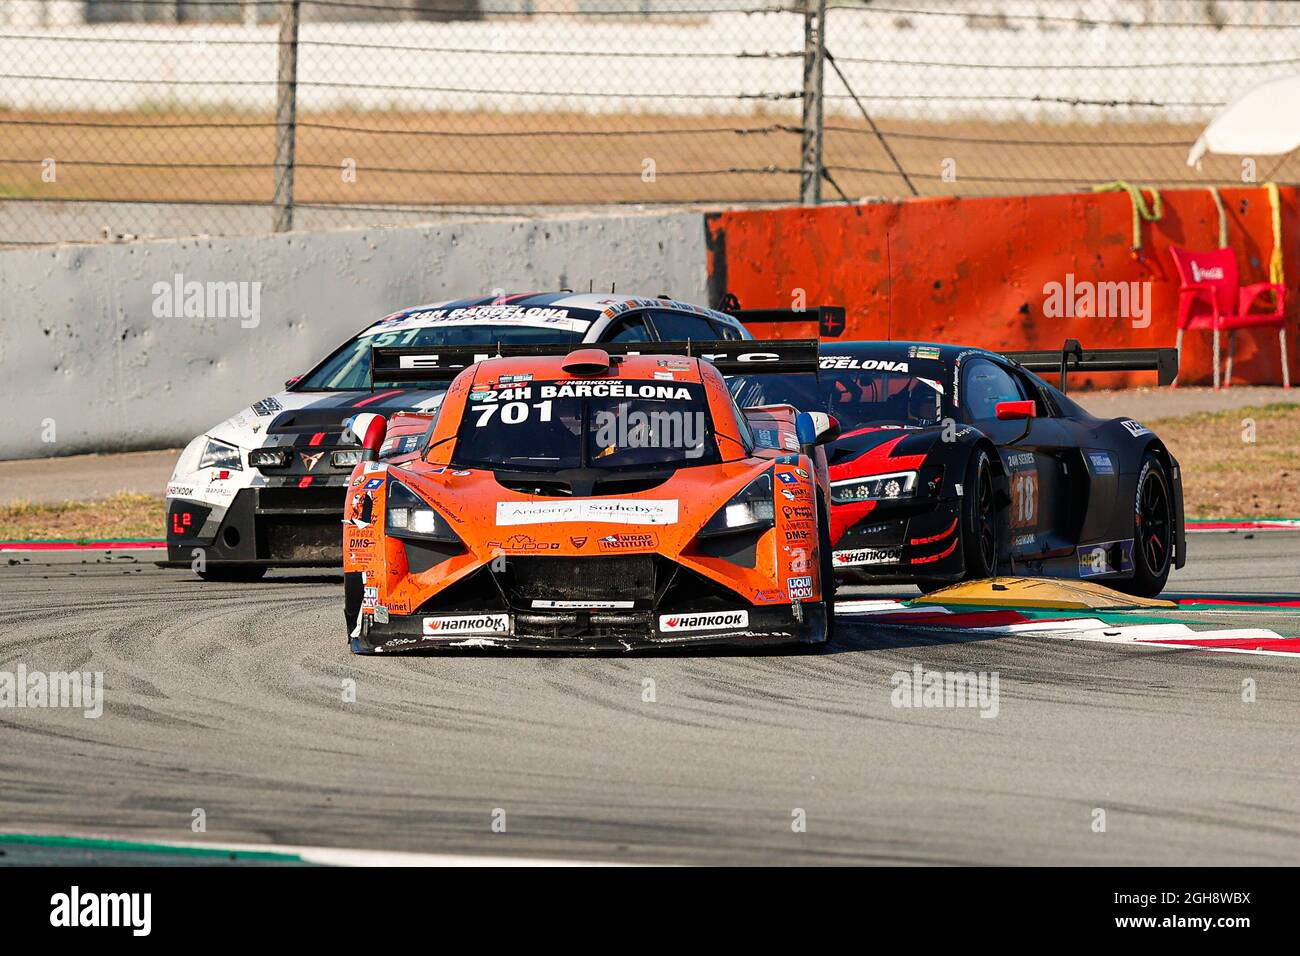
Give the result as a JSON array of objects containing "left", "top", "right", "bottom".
[
  {"left": 890, "top": 664, "right": 999, "bottom": 718},
  {"left": 1043, "top": 273, "right": 1151, "bottom": 328},
  {"left": 593, "top": 407, "right": 706, "bottom": 458},
  {"left": 0, "top": 665, "right": 103, "bottom": 718},
  {"left": 152, "top": 272, "right": 261, "bottom": 328}
]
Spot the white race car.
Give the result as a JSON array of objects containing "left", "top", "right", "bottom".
[{"left": 164, "top": 292, "right": 751, "bottom": 580}]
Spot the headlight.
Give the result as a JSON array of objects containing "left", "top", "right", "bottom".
[
  {"left": 385, "top": 480, "right": 460, "bottom": 542},
  {"left": 331, "top": 450, "right": 364, "bottom": 468},
  {"left": 830, "top": 470, "right": 917, "bottom": 504},
  {"left": 198, "top": 437, "right": 243, "bottom": 471},
  {"left": 698, "top": 472, "right": 775, "bottom": 537},
  {"left": 249, "top": 447, "right": 290, "bottom": 469}
]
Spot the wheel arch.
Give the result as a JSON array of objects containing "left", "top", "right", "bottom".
[{"left": 1138, "top": 436, "right": 1187, "bottom": 570}]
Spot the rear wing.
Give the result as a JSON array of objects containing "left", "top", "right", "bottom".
[
  {"left": 1002, "top": 339, "right": 1178, "bottom": 392},
  {"left": 369, "top": 338, "right": 819, "bottom": 385},
  {"left": 723, "top": 304, "right": 847, "bottom": 338}
]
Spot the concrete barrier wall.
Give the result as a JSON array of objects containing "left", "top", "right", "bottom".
[{"left": 0, "top": 212, "right": 708, "bottom": 460}]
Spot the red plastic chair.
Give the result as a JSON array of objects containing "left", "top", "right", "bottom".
[{"left": 1169, "top": 246, "right": 1289, "bottom": 389}]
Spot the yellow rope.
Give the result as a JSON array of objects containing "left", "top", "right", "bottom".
[
  {"left": 1266, "top": 182, "right": 1284, "bottom": 287},
  {"left": 1207, "top": 186, "right": 1227, "bottom": 248},
  {"left": 1093, "top": 180, "right": 1163, "bottom": 251},
  {"left": 1261, "top": 181, "right": 1285, "bottom": 310}
]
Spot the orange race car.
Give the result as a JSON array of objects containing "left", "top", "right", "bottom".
[{"left": 339, "top": 340, "right": 841, "bottom": 653}]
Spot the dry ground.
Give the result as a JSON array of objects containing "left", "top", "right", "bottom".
[
  {"left": 1150, "top": 403, "right": 1299, "bottom": 520},
  {"left": 0, "top": 492, "right": 161, "bottom": 543},
  {"left": 1, "top": 110, "right": 1287, "bottom": 212}
]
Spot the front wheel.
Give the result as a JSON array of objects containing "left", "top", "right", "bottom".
[
  {"left": 960, "top": 449, "right": 998, "bottom": 580},
  {"left": 1117, "top": 452, "right": 1174, "bottom": 598},
  {"left": 344, "top": 571, "right": 364, "bottom": 641}
]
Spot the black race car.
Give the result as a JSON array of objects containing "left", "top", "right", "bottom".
[{"left": 731, "top": 339, "right": 1186, "bottom": 596}]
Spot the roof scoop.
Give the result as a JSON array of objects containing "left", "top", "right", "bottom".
[{"left": 561, "top": 348, "right": 614, "bottom": 375}]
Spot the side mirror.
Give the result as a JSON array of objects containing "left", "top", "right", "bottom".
[
  {"left": 995, "top": 400, "right": 1035, "bottom": 445},
  {"left": 995, "top": 400, "right": 1036, "bottom": 421},
  {"left": 342, "top": 413, "right": 387, "bottom": 461},
  {"left": 795, "top": 411, "right": 841, "bottom": 455}
]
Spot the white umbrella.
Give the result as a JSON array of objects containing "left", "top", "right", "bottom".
[{"left": 1188, "top": 74, "right": 1300, "bottom": 166}]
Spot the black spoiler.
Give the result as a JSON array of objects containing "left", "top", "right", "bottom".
[
  {"left": 1002, "top": 339, "right": 1178, "bottom": 392},
  {"left": 369, "top": 338, "right": 820, "bottom": 386},
  {"left": 725, "top": 305, "right": 846, "bottom": 338}
]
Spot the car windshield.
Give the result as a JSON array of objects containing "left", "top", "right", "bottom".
[
  {"left": 732, "top": 365, "right": 945, "bottom": 429},
  {"left": 298, "top": 324, "right": 588, "bottom": 391},
  {"left": 451, "top": 380, "right": 719, "bottom": 471}
]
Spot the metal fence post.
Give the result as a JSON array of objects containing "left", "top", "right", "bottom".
[
  {"left": 799, "top": 0, "right": 827, "bottom": 205},
  {"left": 272, "top": 0, "right": 301, "bottom": 233}
]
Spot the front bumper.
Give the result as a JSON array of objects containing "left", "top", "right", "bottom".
[
  {"left": 163, "top": 486, "right": 346, "bottom": 567},
  {"left": 352, "top": 602, "right": 827, "bottom": 654},
  {"left": 830, "top": 499, "right": 964, "bottom": 584}
]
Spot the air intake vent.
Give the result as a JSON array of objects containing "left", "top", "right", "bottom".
[{"left": 502, "top": 556, "right": 661, "bottom": 604}]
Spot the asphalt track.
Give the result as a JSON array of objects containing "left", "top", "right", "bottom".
[{"left": 2, "top": 532, "right": 1298, "bottom": 866}]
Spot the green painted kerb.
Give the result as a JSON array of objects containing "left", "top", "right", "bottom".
[{"left": 0, "top": 833, "right": 303, "bottom": 862}]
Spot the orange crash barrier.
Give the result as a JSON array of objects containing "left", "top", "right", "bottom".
[{"left": 705, "top": 186, "right": 1299, "bottom": 388}]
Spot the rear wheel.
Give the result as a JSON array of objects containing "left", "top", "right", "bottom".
[
  {"left": 196, "top": 564, "right": 267, "bottom": 583},
  {"left": 961, "top": 449, "right": 998, "bottom": 580},
  {"left": 1118, "top": 452, "right": 1174, "bottom": 598}
]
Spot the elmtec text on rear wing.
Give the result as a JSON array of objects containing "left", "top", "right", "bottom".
[
  {"left": 1002, "top": 339, "right": 1178, "bottom": 392},
  {"left": 370, "top": 339, "right": 820, "bottom": 385}
]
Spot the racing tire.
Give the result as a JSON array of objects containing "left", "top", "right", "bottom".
[
  {"left": 1116, "top": 452, "right": 1174, "bottom": 598},
  {"left": 196, "top": 564, "right": 267, "bottom": 583},
  {"left": 961, "top": 449, "right": 998, "bottom": 580},
  {"left": 344, "top": 571, "right": 364, "bottom": 641},
  {"left": 816, "top": 493, "right": 836, "bottom": 648}
]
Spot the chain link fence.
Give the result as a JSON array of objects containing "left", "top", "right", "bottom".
[{"left": 2, "top": 0, "right": 1299, "bottom": 246}]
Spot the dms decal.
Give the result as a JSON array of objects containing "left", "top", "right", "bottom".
[
  {"left": 250, "top": 396, "right": 283, "bottom": 417},
  {"left": 658, "top": 610, "right": 749, "bottom": 632},
  {"left": 422, "top": 614, "right": 510, "bottom": 636}
]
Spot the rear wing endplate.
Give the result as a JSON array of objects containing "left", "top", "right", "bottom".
[
  {"left": 1002, "top": 339, "right": 1178, "bottom": 392},
  {"left": 369, "top": 338, "right": 820, "bottom": 386}
]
